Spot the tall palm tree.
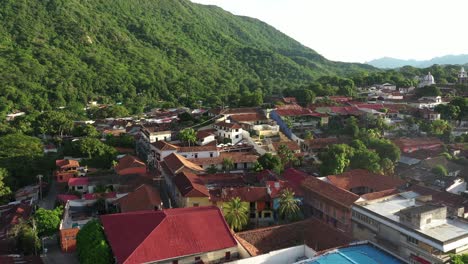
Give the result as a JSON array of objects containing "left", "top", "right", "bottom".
[
  {"left": 179, "top": 128, "right": 197, "bottom": 146},
  {"left": 222, "top": 197, "right": 249, "bottom": 231},
  {"left": 278, "top": 189, "right": 300, "bottom": 222}
]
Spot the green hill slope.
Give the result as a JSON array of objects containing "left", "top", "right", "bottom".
[{"left": 0, "top": 0, "right": 373, "bottom": 113}]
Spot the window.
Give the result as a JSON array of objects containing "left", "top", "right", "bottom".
[
  {"left": 172, "top": 261, "right": 178, "bottom": 264},
  {"left": 406, "top": 235, "right": 418, "bottom": 245},
  {"left": 244, "top": 162, "right": 248, "bottom": 169},
  {"left": 236, "top": 129, "right": 239, "bottom": 132},
  {"left": 193, "top": 203, "right": 199, "bottom": 207},
  {"left": 235, "top": 135, "right": 239, "bottom": 138},
  {"left": 195, "top": 256, "right": 201, "bottom": 261},
  {"left": 225, "top": 251, "right": 231, "bottom": 260},
  {"left": 426, "top": 218, "right": 431, "bottom": 224},
  {"left": 210, "top": 152, "right": 213, "bottom": 157},
  {"left": 77, "top": 186, "right": 83, "bottom": 190},
  {"left": 249, "top": 212, "right": 256, "bottom": 218},
  {"left": 194, "top": 153, "right": 198, "bottom": 158},
  {"left": 264, "top": 212, "right": 271, "bottom": 218}
]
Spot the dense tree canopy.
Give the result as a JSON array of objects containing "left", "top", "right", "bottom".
[
  {"left": 76, "top": 220, "right": 112, "bottom": 264},
  {"left": 33, "top": 207, "right": 64, "bottom": 237}
]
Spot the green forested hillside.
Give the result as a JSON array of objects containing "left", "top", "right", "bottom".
[{"left": 0, "top": 0, "right": 373, "bottom": 114}]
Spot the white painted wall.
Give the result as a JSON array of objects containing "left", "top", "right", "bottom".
[{"left": 227, "top": 245, "right": 316, "bottom": 264}]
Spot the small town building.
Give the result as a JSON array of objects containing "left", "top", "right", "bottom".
[{"left": 101, "top": 206, "right": 239, "bottom": 264}]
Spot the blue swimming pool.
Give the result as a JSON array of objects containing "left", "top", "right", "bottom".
[{"left": 308, "top": 244, "right": 403, "bottom": 264}]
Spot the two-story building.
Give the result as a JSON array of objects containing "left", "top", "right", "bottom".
[
  {"left": 213, "top": 121, "right": 244, "bottom": 144},
  {"left": 352, "top": 192, "right": 468, "bottom": 264}
]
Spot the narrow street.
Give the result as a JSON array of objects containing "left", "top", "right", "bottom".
[{"left": 38, "top": 180, "right": 79, "bottom": 264}]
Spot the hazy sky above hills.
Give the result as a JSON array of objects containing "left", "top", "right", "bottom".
[{"left": 191, "top": 0, "right": 468, "bottom": 63}]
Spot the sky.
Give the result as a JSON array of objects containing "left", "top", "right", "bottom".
[{"left": 190, "top": 0, "right": 468, "bottom": 63}]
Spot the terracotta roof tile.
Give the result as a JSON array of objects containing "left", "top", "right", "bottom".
[
  {"left": 56, "top": 159, "right": 79, "bottom": 169},
  {"left": 101, "top": 206, "right": 237, "bottom": 264},
  {"left": 151, "top": 141, "right": 179, "bottom": 151},
  {"left": 210, "top": 186, "right": 269, "bottom": 202},
  {"left": 68, "top": 177, "right": 89, "bottom": 186},
  {"left": 115, "top": 155, "right": 146, "bottom": 176},
  {"left": 325, "top": 169, "right": 405, "bottom": 192},
  {"left": 236, "top": 218, "right": 352, "bottom": 256},
  {"left": 214, "top": 121, "right": 242, "bottom": 129},
  {"left": 163, "top": 153, "right": 204, "bottom": 175},
  {"left": 174, "top": 171, "right": 210, "bottom": 198},
  {"left": 301, "top": 177, "right": 360, "bottom": 208},
  {"left": 116, "top": 184, "right": 162, "bottom": 212},
  {"left": 229, "top": 113, "right": 267, "bottom": 123}
]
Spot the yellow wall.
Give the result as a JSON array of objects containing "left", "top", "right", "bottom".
[{"left": 183, "top": 197, "right": 212, "bottom": 208}]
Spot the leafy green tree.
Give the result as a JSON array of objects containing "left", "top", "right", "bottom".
[
  {"left": 278, "top": 189, "right": 300, "bottom": 222},
  {"left": 73, "top": 125, "right": 101, "bottom": 138},
  {"left": 16, "top": 222, "right": 40, "bottom": 255},
  {"left": 415, "top": 86, "right": 441, "bottom": 97},
  {"left": 206, "top": 165, "right": 218, "bottom": 174},
  {"left": 222, "top": 197, "right": 249, "bottom": 231},
  {"left": 0, "top": 168, "right": 12, "bottom": 204},
  {"left": 319, "top": 144, "right": 354, "bottom": 175},
  {"left": 380, "top": 158, "right": 395, "bottom": 175},
  {"left": 258, "top": 153, "right": 282, "bottom": 174},
  {"left": 222, "top": 157, "right": 234, "bottom": 172},
  {"left": 432, "top": 165, "right": 448, "bottom": 176},
  {"left": 427, "top": 120, "right": 452, "bottom": 136},
  {"left": 450, "top": 253, "right": 468, "bottom": 264},
  {"left": 35, "top": 111, "right": 73, "bottom": 137},
  {"left": 73, "top": 137, "right": 117, "bottom": 168},
  {"left": 350, "top": 149, "right": 381, "bottom": 173},
  {"left": 252, "top": 161, "right": 264, "bottom": 172},
  {"left": 105, "top": 134, "right": 135, "bottom": 148},
  {"left": 0, "top": 133, "right": 44, "bottom": 189},
  {"left": 435, "top": 104, "right": 461, "bottom": 120},
  {"left": 346, "top": 117, "right": 360, "bottom": 138},
  {"left": 277, "top": 144, "right": 296, "bottom": 168},
  {"left": 33, "top": 207, "right": 63, "bottom": 237},
  {"left": 76, "top": 220, "right": 112, "bottom": 264},
  {"left": 179, "top": 128, "right": 197, "bottom": 146},
  {"left": 367, "top": 138, "right": 401, "bottom": 163}
]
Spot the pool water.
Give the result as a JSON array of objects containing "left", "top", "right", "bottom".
[{"left": 308, "top": 244, "right": 403, "bottom": 264}]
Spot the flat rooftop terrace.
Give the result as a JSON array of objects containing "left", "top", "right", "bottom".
[
  {"left": 303, "top": 244, "right": 403, "bottom": 264},
  {"left": 359, "top": 193, "right": 468, "bottom": 243}
]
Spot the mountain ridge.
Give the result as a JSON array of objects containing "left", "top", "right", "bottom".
[
  {"left": 0, "top": 0, "right": 374, "bottom": 114},
  {"left": 367, "top": 54, "right": 468, "bottom": 69}
]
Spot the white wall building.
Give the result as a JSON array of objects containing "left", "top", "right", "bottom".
[{"left": 214, "top": 121, "right": 244, "bottom": 144}]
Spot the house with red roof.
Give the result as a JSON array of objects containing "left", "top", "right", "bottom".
[
  {"left": 114, "top": 155, "right": 147, "bottom": 176},
  {"left": 68, "top": 177, "right": 89, "bottom": 193},
  {"left": 173, "top": 171, "right": 211, "bottom": 208},
  {"left": 210, "top": 186, "right": 274, "bottom": 226},
  {"left": 54, "top": 159, "right": 84, "bottom": 183},
  {"left": 393, "top": 137, "right": 443, "bottom": 153},
  {"left": 115, "top": 184, "right": 162, "bottom": 212},
  {"left": 101, "top": 206, "right": 239, "bottom": 264},
  {"left": 196, "top": 129, "right": 216, "bottom": 146}
]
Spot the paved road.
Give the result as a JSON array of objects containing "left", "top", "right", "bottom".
[
  {"left": 41, "top": 236, "right": 79, "bottom": 264},
  {"left": 38, "top": 180, "right": 80, "bottom": 264},
  {"left": 39, "top": 180, "right": 57, "bottom": 210}
]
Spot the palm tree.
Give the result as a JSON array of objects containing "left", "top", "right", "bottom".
[
  {"left": 222, "top": 197, "right": 249, "bottom": 231},
  {"left": 179, "top": 128, "right": 197, "bottom": 146},
  {"left": 278, "top": 189, "right": 300, "bottom": 222}
]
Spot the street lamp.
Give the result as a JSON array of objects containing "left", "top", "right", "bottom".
[{"left": 37, "top": 174, "right": 43, "bottom": 201}]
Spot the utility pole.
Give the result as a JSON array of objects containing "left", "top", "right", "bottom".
[{"left": 37, "top": 174, "right": 43, "bottom": 201}]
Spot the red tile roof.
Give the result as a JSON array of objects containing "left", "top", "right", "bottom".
[
  {"left": 325, "top": 169, "right": 405, "bottom": 192},
  {"left": 116, "top": 184, "right": 162, "bottom": 212},
  {"left": 174, "top": 171, "right": 210, "bottom": 198},
  {"left": 151, "top": 140, "right": 179, "bottom": 151},
  {"left": 196, "top": 130, "right": 216, "bottom": 140},
  {"left": 301, "top": 177, "right": 360, "bottom": 208},
  {"left": 360, "top": 188, "right": 400, "bottom": 201},
  {"left": 56, "top": 159, "right": 79, "bottom": 169},
  {"left": 210, "top": 186, "right": 270, "bottom": 202},
  {"left": 188, "top": 152, "right": 258, "bottom": 166},
  {"left": 115, "top": 155, "right": 146, "bottom": 176},
  {"left": 83, "top": 192, "right": 117, "bottom": 200},
  {"left": 328, "top": 106, "right": 362, "bottom": 116},
  {"left": 68, "top": 177, "right": 89, "bottom": 186},
  {"left": 229, "top": 113, "right": 267, "bottom": 123},
  {"left": 177, "top": 143, "right": 218, "bottom": 153},
  {"left": 276, "top": 104, "right": 317, "bottom": 117},
  {"left": 236, "top": 218, "right": 352, "bottom": 256},
  {"left": 101, "top": 206, "right": 237, "bottom": 264},
  {"left": 266, "top": 180, "right": 303, "bottom": 198},
  {"left": 282, "top": 168, "right": 309, "bottom": 191},
  {"left": 214, "top": 121, "right": 242, "bottom": 129},
  {"left": 163, "top": 153, "right": 204, "bottom": 175},
  {"left": 272, "top": 141, "right": 301, "bottom": 152},
  {"left": 393, "top": 137, "right": 443, "bottom": 153},
  {"left": 256, "top": 170, "right": 279, "bottom": 182}
]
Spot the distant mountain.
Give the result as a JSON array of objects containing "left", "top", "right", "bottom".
[
  {"left": 367, "top": 55, "right": 468, "bottom": 69},
  {"left": 0, "top": 0, "right": 374, "bottom": 113}
]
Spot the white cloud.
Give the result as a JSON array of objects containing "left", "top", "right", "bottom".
[{"left": 190, "top": 0, "right": 468, "bottom": 63}]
